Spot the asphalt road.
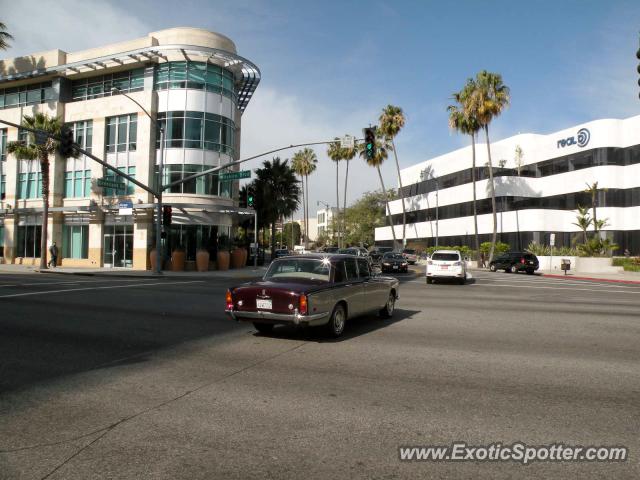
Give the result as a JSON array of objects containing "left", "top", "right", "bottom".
[{"left": 0, "top": 269, "right": 639, "bottom": 479}]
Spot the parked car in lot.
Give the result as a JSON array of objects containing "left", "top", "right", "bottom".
[
  {"left": 369, "top": 246, "right": 394, "bottom": 264},
  {"left": 489, "top": 252, "right": 539, "bottom": 274},
  {"left": 380, "top": 252, "right": 409, "bottom": 273},
  {"left": 402, "top": 248, "right": 418, "bottom": 264},
  {"left": 274, "top": 249, "right": 290, "bottom": 258},
  {"left": 338, "top": 247, "right": 372, "bottom": 263},
  {"left": 225, "top": 254, "right": 400, "bottom": 337},
  {"left": 323, "top": 246, "right": 340, "bottom": 254},
  {"left": 426, "top": 249, "right": 467, "bottom": 284}
]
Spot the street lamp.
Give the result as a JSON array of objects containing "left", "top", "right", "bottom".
[{"left": 112, "top": 87, "right": 165, "bottom": 275}]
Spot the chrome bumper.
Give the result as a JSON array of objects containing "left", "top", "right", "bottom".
[{"left": 225, "top": 309, "right": 330, "bottom": 327}]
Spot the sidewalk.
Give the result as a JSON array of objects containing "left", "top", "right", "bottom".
[
  {"left": 0, "top": 263, "right": 267, "bottom": 280},
  {"left": 469, "top": 267, "right": 640, "bottom": 285}
]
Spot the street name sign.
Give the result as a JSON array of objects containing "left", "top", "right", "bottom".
[
  {"left": 550, "top": 233, "right": 556, "bottom": 246},
  {"left": 219, "top": 170, "right": 251, "bottom": 181},
  {"left": 118, "top": 200, "right": 133, "bottom": 216},
  {"left": 340, "top": 135, "right": 355, "bottom": 149},
  {"left": 97, "top": 177, "right": 126, "bottom": 190}
]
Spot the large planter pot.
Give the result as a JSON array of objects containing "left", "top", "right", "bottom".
[
  {"left": 230, "top": 248, "right": 244, "bottom": 269},
  {"left": 149, "top": 248, "right": 158, "bottom": 271},
  {"left": 217, "top": 251, "right": 230, "bottom": 271},
  {"left": 171, "top": 250, "right": 185, "bottom": 271},
  {"left": 196, "top": 249, "right": 210, "bottom": 272},
  {"left": 240, "top": 248, "right": 248, "bottom": 266}
]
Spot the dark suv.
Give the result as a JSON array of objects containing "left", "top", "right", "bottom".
[{"left": 489, "top": 252, "right": 539, "bottom": 274}]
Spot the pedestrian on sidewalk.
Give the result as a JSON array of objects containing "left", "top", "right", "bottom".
[
  {"left": 48, "top": 242, "right": 58, "bottom": 268},
  {"left": 480, "top": 251, "right": 486, "bottom": 268}
]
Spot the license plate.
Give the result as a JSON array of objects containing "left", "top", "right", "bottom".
[
  {"left": 256, "top": 299, "right": 272, "bottom": 310},
  {"left": 393, "top": 265, "right": 399, "bottom": 269},
  {"left": 441, "top": 265, "right": 448, "bottom": 270}
]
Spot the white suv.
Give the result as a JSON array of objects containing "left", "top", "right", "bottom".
[{"left": 426, "top": 250, "right": 467, "bottom": 284}]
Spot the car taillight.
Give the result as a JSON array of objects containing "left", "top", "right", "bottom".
[
  {"left": 427, "top": 260, "right": 433, "bottom": 265},
  {"left": 225, "top": 290, "right": 233, "bottom": 310},
  {"left": 299, "top": 294, "right": 308, "bottom": 315},
  {"left": 520, "top": 258, "right": 525, "bottom": 264},
  {"left": 453, "top": 261, "right": 461, "bottom": 266}
]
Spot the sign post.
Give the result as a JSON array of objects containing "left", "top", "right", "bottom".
[
  {"left": 549, "top": 233, "right": 556, "bottom": 271},
  {"left": 118, "top": 200, "right": 133, "bottom": 216},
  {"left": 340, "top": 135, "right": 354, "bottom": 150},
  {"left": 97, "top": 177, "right": 126, "bottom": 191},
  {"left": 219, "top": 170, "right": 251, "bottom": 182}
]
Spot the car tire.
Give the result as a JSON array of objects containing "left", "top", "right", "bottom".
[
  {"left": 489, "top": 264, "right": 497, "bottom": 272},
  {"left": 253, "top": 322, "right": 274, "bottom": 334},
  {"left": 459, "top": 276, "right": 466, "bottom": 285},
  {"left": 426, "top": 277, "right": 432, "bottom": 284},
  {"left": 510, "top": 265, "right": 519, "bottom": 274},
  {"left": 325, "top": 304, "right": 346, "bottom": 338},
  {"left": 379, "top": 292, "right": 396, "bottom": 318}
]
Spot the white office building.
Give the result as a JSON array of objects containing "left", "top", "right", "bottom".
[{"left": 375, "top": 115, "right": 640, "bottom": 254}]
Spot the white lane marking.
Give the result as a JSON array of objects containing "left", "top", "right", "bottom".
[
  {"left": 472, "top": 277, "right": 636, "bottom": 289},
  {"left": 0, "top": 280, "right": 206, "bottom": 299},
  {"left": 471, "top": 282, "right": 640, "bottom": 295},
  {"left": 0, "top": 279, "right": 144, "bottom": 288}
]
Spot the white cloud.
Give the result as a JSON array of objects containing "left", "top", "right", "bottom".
[
  {"left": 3, "top": 0, "right": 150, "bottom": 57},
  {"left": 240, "top": 86, "right": 399, "bottom": 218}
]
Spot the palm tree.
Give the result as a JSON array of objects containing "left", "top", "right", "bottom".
[
  {"left": 0, "top": 22, "right": 13, "bottom": 50},
  {"left": 379, "top": 105, "right": 407, "bottom": 247},
  {"left": 291, "top": 148, "right": 317, "bottom": 249},
  {"left": 447, "top": 79, "right": 481, "bottom": 261},
  {"left": 358, "top": 133, "right": 398, "bottom": 246},
  {"left": 572, "top": 205, "right": 592, "bottom": 244},
  {"left": 584, "top": 182, "right": 601, "bottom": 235},
  {"left": 7, "top": 113, "right": 78, "bottom": 269},
  {"left": 327, "top": 139, "right": 343, "bottom": 247},
  {"left": 254, "top": 157, "right": 301, "bottom": 259},
  {"left": 467, "top": 70, "right": 510, "bottom": 262}
]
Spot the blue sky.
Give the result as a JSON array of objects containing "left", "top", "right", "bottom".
[{"left": 4, "top": 0, "right": 640, "bottom": 215}]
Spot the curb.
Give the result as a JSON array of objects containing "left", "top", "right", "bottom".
[{"left": 542, "top": 273, "right": 640, "bottom": 285}]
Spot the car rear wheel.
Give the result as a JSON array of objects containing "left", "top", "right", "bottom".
[
  {"left": 379, "top": 292, "right": 395, "bottom": 318},
  {"left": 253, "top": 322, "right": 274, "bottom": 334},
  {"left": 489, "top": 264, "right": 497, "bottom": 272},
  {"left": 325, "top": 304, "right": 346, "bottom": 338},
  {"left": 459, "top": 276, "right": 466, "bottom": 285},
  {"left": 510, "top": 265, "right": 519, "bottom": 274}
]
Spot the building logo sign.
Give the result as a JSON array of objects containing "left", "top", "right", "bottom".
[{"left": 557, "top": 128, "right": 590, "bottom": 149}]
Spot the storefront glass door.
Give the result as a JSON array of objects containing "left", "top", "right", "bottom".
[{"left": 103, "top": 225, "right": 133, "bottom": 268}]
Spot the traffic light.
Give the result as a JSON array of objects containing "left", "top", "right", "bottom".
[
  {"left": 247, "top": 192, "right": 255, "bottom": 208},
  {"left": 58, "top": 127, "right": 74, "bottom": 156},
  {"left": 162, "top": 205, "right": 172, "bottom": 227},
  {"left": 363, "top": 127, "right": 376, "bottom": 160},
  {"left": 637, "top": 43, "right": 640, "bottom": 99}
]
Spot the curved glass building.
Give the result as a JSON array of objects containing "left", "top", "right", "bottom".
[
  {"left": 375, "top": 116, "right": 640, "bottom": 255},
  {"left": 0, "top": 27, "right": 260, "bottom": 268}
]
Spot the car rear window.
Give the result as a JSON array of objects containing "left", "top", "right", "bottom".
[
  {"left": 431, "top": 253, "right": 460, "bottom": 261},
  {"left": 265, "top": 258, "right": 330, "bottom": 281}
]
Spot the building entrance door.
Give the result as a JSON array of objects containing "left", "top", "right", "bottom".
[{"left": 103, "top": 225, "right": 133, "bottom": 268}]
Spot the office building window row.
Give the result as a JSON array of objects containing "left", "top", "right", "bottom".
[
  {"left": 159, "top": 164, "right": 231, "bottom": 196},
  {"left": 106, "top": 114, "right": 137, "bottom": 153},
  {"left": 71, "top": 68, "right": 145, "bottom": 101},
  {"left": 64, "top": 120, "right": 93, "bottom": 198},
  {"left": 17, "top": 163, "right": 42, "bottom": 200},
  {"left": 154, "top": 61, "right": 236, "bottom": 101},
  {"left": 0, "top": 82, "right": 55, "bottom": 109},
  {"left": 16, "top": 225, "right": 41, "bottom": 258},
  {"left": 400, "top": 144, "right": 640, "bottom": 198},
  {"left": 156, "top": 110, "right": 235, "bottom": 155}
]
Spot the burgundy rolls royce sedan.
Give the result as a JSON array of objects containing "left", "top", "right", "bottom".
[{"left": 225, "top": 254, "right": 400, "bottom": 337}]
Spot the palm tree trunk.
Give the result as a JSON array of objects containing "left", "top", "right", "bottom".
[
  {"left": 271, "top": 221, "right": 276, "bottom": 261},
  {"left": 39, "top": 156, "right": 49, "bottom": 270},
  {"left": 305, "top": 174, "right": 310, "bottom": 249},
  {"left": 391, "top": 139, "right": 407, "bottom": 248},
  {"left": 471, "top": 133, "right": 480, "bottom": 262},
  {"left": 592, "top": 192, "right": 598, "bottom": 236},
  {"left": 300, "top": 175, "right": 306, "bottom": 249},
  {"left": 343, "top": 159, "right": 349, "bottom": 244},
  {"left": 484, "top": 126, "right": 498, "bottom": 263},
  {"left": 376, "top": 166, "right": 398, "bottom": 246},
  {"left": 335, "top": 161, "right": 340, "bottom": 247}
]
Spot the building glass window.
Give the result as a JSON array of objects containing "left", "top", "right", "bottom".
[
  {"left": 0, "top": 129, "right": 6, "bottom": 200},
  {"left": 70, "top": 68, "right": 144, "bottom": 101},
  {"left": 156, "top": 111, "right": 235, "bottom": 156},
  {"left": 154, "top": 61, "right": 236, "bottom": 102},
  {"left": 17, "top": 160, "right": 42, "bottom": 200},
  {"left": 159, "top": 164, "right": 218, "bottom": 195},
  {"left": 64, "top": 120, "right": 93, "bottom": 198},
  {"left": 62, "top": 225, "right": 89, "bottom": 259},
  {"left": 16, "top": 225, "right": 42, "bottom": 258},
  {"left": 0, "top": 82, "right": 54, "bottom": 110},
  {"left": 106, "top": 114, "right": 137, "bottom": 153}
]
